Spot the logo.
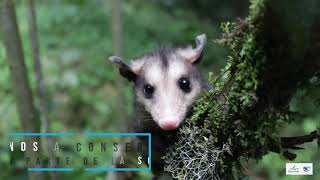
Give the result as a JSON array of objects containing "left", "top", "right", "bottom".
[
  {"left": 288, "top": 165, "right": 299, "bottom": 173},
  {"left": 286, "top": 163, "right": 313, "bottom": 175}
]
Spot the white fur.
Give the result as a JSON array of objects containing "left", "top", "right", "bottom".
[
  {"left": 136, "top": 54, "right": 202, "bottom": 129},
  {"left": 130, "top": 58, "right": 145, "bottom": 74}
]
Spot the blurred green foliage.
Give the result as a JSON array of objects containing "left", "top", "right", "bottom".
[{"left": 0, "top": 0, "right": 319, "bottom": 179}]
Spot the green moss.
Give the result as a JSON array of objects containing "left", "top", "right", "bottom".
[{"left": 164, "top": 0, "right": 295, "bottom": 178}]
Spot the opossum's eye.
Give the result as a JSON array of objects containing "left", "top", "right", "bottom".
[
  {"left": 178, "top": 77, "right": 191, "bottom": 93},
  {"left": 143, "top": 84, "right": 154, "bottom": 98}
]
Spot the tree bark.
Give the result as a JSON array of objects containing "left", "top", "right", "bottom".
[
  {"left": 27, "top": 0, "right": 47, "bottom": 138},
  {"left": 111, "top": 0, "right": 127, "bottom": 131},
  {"left": 0, "top": 0, "right": 45, "bottom": 179},
  {"left": 164, "top": 0, "right": 320, "bottom": 178},
  {"left": 26, "top": 0, "right": 58, "bottom": 179}
]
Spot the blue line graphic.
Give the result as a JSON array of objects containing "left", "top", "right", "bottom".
[
  {"left": 28, "top": 168, "right": 74, "bottom": 171},
  {"left": 84, "top": 132, "right": 152, "bottom": 172},
  {"left": 9, "top": 132, "right": 152, "bottom": 172},
  {"left": 148, "top": 134, "right": 152, "bottom": 170},
  {"left": 8, "top": 132, "right": 73, "bottom": 136},
  {"left": 83, "top": 132, "right": 151, "bottom": 137},
  {"left": 84, "top": 167, "right": 150, "bottom": 172}
]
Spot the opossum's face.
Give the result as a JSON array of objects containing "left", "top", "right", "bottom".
[
  {"left": 110, "top": 34, "right": 207, "bottom": 131},
  {"left": 134, "top": 53, "right": 204, "bottom": 131}
]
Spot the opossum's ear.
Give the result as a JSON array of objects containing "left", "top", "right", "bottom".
[
  {"left": 109, "top": 56, "right": 137, "bottom": 82},
  {"left": 178, "top": 34, "right": 207, "bottom": 64}
]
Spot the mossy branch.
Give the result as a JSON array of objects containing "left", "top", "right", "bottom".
[{"left": 164, "top": 0, "right": 320, "bottom": 179}]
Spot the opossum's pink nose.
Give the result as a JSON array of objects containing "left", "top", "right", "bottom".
[{"left": 160, "top": 121, "right": 179, "bottom": 131}]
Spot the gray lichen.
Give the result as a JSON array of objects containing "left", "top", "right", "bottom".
[{"left": 164, "top": 122, "right": 230, "bottom": 180}]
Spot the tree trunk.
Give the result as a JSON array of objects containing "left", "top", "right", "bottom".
[
  {"left": 26, "top": 0, "right": 58, "bottom": 179},
  {"left": 111, "top": 0, "right": 127, "bottom": 131},
  {"left": 105, "top": 1, "right": 130, "bottom": 179},
  {"left": 164, "top": 0, "right": 320, "bottom": 179},
  {"left": 27, "top": 0, "right": 47, "bottom": 138},
  {"left": 0, "top": 0, "right": 45, "bottom": 179}
]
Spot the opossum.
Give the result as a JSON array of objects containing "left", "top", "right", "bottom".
[{"left": 109, "top": 34, "right": 208, "bottom": 179}]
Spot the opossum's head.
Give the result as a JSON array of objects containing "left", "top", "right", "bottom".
[{"left": 110, "top": 34, "right": 207, "bottom": 131}]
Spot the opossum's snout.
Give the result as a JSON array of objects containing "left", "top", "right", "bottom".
[
  {"left": 159, "top": 121, "right": 178, "bottom": 130},
  {"left": 151, "top": 107, "right": 186, "bottom": 131},
  {"left": 156, "top": 108, "right": 187, "bottom": 131}
]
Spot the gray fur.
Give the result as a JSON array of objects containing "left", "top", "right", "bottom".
[{"left": 109, "top": 34, "right": 208, "bottom": 178}]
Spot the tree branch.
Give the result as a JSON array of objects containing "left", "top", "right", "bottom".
[
  {"left": 276, "top": 131, "right": 319, "bottom": 160},
  {"left": 281, "top": 130, "right": 320, "bottom": 149}
]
